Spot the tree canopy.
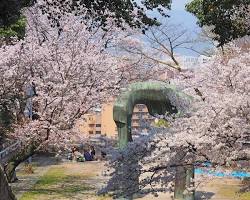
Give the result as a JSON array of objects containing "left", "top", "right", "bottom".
[
  {"left": 103, "top": 45, "right": 250, "bottom": 198},
  {"left": 0, "top": 0, "right": 171, "bottom": 31},
  {"left": 0, "top": 0, "right": 31, "bottom": 27},
  {"left": 1, "top": 0, "right": 250, "bottom": 46},
  {"left": 186, "top": 0, "right": 250, "bottom": 47},
  {"left": 0, "top": 16, "right": 26, "bottom": 41}
]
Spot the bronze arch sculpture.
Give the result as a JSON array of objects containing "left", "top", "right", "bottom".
[{"left": 113, "top": 81, "right": 194, "bottom": 200}]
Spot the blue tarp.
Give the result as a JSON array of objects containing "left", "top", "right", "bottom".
[{"left": 195, "top": 168, "right": 250, "bottom": 178}]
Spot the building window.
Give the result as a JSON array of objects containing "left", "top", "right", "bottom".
[
  {"left": 89, "top": 124, "right": 94, "bottom": 127},
  {"left": 96, "top": 124, "right": 101, "bottom": 127},
  {"left": 89, "top": 131, "right": 94, "bottom": 134},
  {"left": 96, "top": 131, "right": 101, "bottom": 134}
]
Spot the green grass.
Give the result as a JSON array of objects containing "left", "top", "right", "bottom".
[{"left": 19, "top": 166, "right": 96, "bottom": 200}]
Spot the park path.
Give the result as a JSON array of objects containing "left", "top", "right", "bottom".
[{"left": 10, "top": 156, "right": 249, "bottom": 200}]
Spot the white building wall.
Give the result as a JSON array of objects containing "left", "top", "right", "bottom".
[{"left": 178, "top": 55, "right": 210, "bottom": 69}]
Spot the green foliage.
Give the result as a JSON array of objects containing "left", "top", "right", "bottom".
[
  {"left": 186, "top": 0, "right": 250, "bottom": 46},
  {"left": 0, "top": 0, "right": 32, "bottom": 27},
  {"left": 0, "top": 0, "right": 29, "bottom": 43},
  {"left": 0, "top": 16, "right": 26, "bottom": 39},
  {"left": 153, "top": 119, "right": 169, "bottom": 128},
  {"left": 1, "top": 0, "right": 171, "bottom": 35},
  {"left": 186, "top": 0, "right": 204, "bottom": 22}
]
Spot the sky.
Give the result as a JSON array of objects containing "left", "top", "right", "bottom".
[
  {"left": 171, "top": 0, "right": 193, "bottom": 11},
  {"left": 155, "top": 0, "right": 210, "bottom": 56},
  {"left": 170, "top": 0, "right": 199, "bottom": 30},
  {"left": 167, "top": 0, "right": 205, "bottom": 56}
]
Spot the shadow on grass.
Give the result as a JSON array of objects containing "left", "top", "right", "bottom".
[
  {"left": 195, "top": 191, "right": 215, "bottom": 200},
  {"left": 240, "top": 177, "right": 250, "bottom": 193},
  {"left": 30, "top": 154, "right": 63, "bottom": 167}
]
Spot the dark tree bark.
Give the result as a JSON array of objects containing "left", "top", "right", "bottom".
[
  {"left": 5, "top": 142, "right": 37, "bottom": 183},
  {"left": 0, "top": 165, "right": 16, "bottom": 200}
]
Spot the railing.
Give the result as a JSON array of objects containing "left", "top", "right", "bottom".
[{"left": 0, "top": 141, "right": 22, "bottom": 160}]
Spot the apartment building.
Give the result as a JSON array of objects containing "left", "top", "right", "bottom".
[
  {"left": 78, "top": 113, "right": 102, "bottom": 135},
  {"left": 131, "top": 104, "right": 155, "bottom": 134},
  {"left": 101, "top": 102, "right": 117, "bottom": 138},
  {"left": 77, "top": 103, "right": 155, "bottom": 138}
]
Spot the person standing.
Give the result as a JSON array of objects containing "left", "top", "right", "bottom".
[{"left": 90, "top": 146, "right": 95, "bottom": 160}]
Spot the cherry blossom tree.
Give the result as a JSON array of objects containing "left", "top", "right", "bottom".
[
  {"left": 0, "top": 8, "right": 162, "bottom": 182},
  {"left": 101, "top": 45, "right": 250, "bottom": 198}
]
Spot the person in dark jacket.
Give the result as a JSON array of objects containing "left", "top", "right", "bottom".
[
  {"left": 90, "top": 146, "right": 95, "bottom": 160},
  {"left": 83, "top": 149, "right": 93, "bottom": 161}
]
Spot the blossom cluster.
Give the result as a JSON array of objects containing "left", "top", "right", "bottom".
[
  {"left": 0, "top": 9, "right": 159, "bottom": 150},
  {"left": 102, "top": 45, "right": 250, "bottom": 197}
]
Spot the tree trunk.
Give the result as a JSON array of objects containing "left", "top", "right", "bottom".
[
  {"left": 174, "top": 165, "right": 195, "bottom": 200},
  {"left": 0, "top": 165, "right": 16, "bottom": 200},
  {"left": 5, "top": 142, "right": 37, "bottom": 183},
  {"left": 174, "top": 166, "right": 186, "bottom": 199}
]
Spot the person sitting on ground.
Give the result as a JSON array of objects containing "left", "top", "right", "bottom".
[
  {"left": 67, "top": 147, "right": 74, "bottom": 160},
  {"left": 83, "top": 148, "right": 93, "bottom": 161},
  {"left": 73, "top": 147, "right": 84, "bottom": 162}
]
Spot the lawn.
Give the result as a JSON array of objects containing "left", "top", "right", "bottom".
[
  {"left": 14, "top": 158, "right": 249, "bottom": 200},
  {"left": 17, "top": 161, "right": 111, "bottom": 200}
]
